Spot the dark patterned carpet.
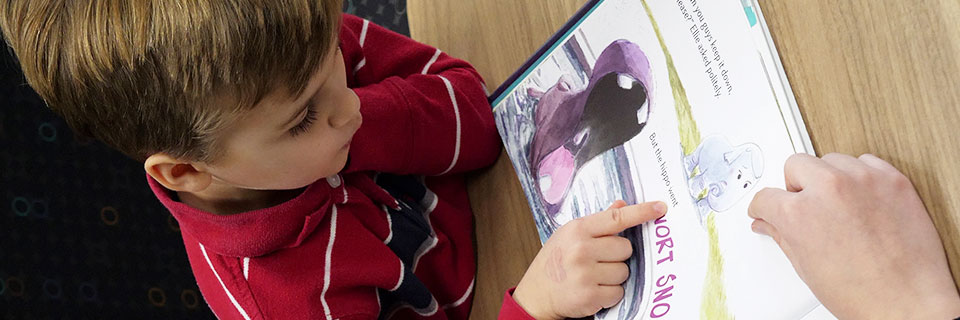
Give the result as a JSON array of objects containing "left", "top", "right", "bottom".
[{"left": 0, "top": 1, "right": 407, "bottom": 318}]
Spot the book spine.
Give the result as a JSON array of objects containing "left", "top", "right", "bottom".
[{"left": 487, "top": 0, "right": 604, "bottom": 104}]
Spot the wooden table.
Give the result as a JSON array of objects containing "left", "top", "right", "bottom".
[{"left": 408, "top": 1, "right": 960, "bottom": 318}]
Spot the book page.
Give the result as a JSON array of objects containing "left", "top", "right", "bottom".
[
  {"left": 745, "top": 0, "right": 815, "bottom": 155},
  {"left": 491, "top": 0, "right": 822, "bottom": 319}
]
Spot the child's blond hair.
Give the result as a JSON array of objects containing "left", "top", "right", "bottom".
[{"left": 0, "top": 0, "right": 342, "bottom": 162}]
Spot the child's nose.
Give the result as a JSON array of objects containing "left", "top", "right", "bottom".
[{"left": 329, "top": 91, "right": 361, "bottom": 128}]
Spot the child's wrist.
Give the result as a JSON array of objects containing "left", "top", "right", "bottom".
[{"left": 512, "top": 285, "right": 559, "bottom": 320}]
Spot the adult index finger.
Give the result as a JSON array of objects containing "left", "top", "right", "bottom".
[{"left": 585, "top": 201, "right": 667, "bottom": 237}]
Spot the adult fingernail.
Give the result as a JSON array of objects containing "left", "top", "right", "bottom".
[{"left": 653, "top": 202, "right": 667, "bottom": 215}]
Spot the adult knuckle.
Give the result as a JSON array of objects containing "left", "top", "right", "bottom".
[
  {"left": 850, "top": 168, "right": 872, "bottom": 184},
  {"left": 785, "top": 153, "right": 808, "bottom": 168},
  {"left": 777, "top": 197, "right": 801, "bottom": 224},
  {"left": 880, "top": 163, "right": 901, "bottom": 176},
  {"left": 888, "top": 170, "right": 913, "bottom": 190},
  {"left": 750, "top": 188, "right": 765, "bottom": 203},
  {"left": 782, "top": 196, "right": 800, "bottom": 212},
  {"left": 755, "top": 187, "right": 776, "bottom": 201},
  {"left": 748, "top": 192, "right": 761, "bottom": 209},
  {"left": 823, "top": 170, "right": 843, "bottom": 185},
  {"left": 755, "top": 187, "right": 774, "bottom": 197},
  {"left": 822, "top": 152, "right": 842, "bottom": 161},
  {"left": 749, "top": 188, "right": 772, "bottom": 216},
  {"left": 891, "top": 170, "right": 910, "bottom": 184},
  {"left": 858, "top": 153, "right": 878, "bottom": 163},
  {"left": 821, "top": 170, "right": 846, "bottom": 190},
  {"left": 847, "top": 167, "right": 872, "bottom": 181},
  {"left": 868, "top": 166, "right": 900, "bottom": 186},
  {"left": 775, "top": 201, "right": 791, "bottom": 222}
]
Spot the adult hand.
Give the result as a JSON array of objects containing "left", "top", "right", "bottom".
[
  {"left": 748, "top": 153, "right": 960, "bottom": 319},
  {"left": 513, "top": 200, "right": 667, "bottom": 319}
]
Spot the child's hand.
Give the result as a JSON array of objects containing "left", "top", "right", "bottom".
[
  {"left": 513, "top": 200, "right": 666, "bottom": 319},
  {"left": 748, "top": 153, "right": 960, "bottom": 319}
]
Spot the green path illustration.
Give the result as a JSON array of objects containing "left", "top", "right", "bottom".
[
  {"left": 640, "top": 0, "right": 700, "bottom": 155},
  {"left": 700, "top": 213, "right": 732, "bottom": 319},
  {"left": 640, "top": 1, "right": 734, "bottom": 319}
]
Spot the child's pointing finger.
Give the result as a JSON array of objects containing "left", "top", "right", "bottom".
[{"left": 584, "top": 201, "right": 667, "bottom": 237}]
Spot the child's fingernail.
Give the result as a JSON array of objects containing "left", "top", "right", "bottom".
[{"left": 653, "top": 202, "right": 667, "bottom": 215}]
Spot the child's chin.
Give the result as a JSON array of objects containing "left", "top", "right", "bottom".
[
  {"left": 268, "top": 157, "right": 349, "bottom": 190},
  {"left": 270, "top": 172, "right": 339, "bottom": 190},
  {"left": 246, "top": 179, "right": 313, "bottom": 191}
]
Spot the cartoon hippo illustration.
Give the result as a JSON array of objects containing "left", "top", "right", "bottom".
[
  {"left": 529, "top": 39, "right": 655, "bottom": 217},
  {"left": 684, "top": 135, "right": 764, "bottom": 225}
]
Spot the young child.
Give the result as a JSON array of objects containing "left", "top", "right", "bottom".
[
  {"left": 21, "top": 1, "right": 950, "bottom": 319},
  {"left": 0, "top": 0, "right": 656, "bottom": 319}
]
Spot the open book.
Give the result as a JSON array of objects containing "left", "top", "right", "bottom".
[{"left": 490, "top": 0, "right": 835, "bottom": 319}]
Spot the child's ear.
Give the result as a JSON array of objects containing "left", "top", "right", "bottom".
[{"left": 144, "top": 153, "right": 213, "bottom": 193}]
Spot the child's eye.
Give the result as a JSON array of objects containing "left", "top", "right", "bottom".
[{"left": 289, "top": 106, "right": 318, "bottom": 137}]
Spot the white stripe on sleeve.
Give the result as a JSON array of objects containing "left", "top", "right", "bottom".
[
  {"left": 359, "top": 19, "right": 370, "bottom": 47},
  {"left": 442, "top": 277, "right": 475, "bottom": 309},
  {"left": 421, "top": 49, "right": 442, "bottom": 74},
  {"left": 353, "top": 58, "right": 366, "bottom": 75},
  {"left": 437, "top": 75, "right": 462, "bottom": 175}
]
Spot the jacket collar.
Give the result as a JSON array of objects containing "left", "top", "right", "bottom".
[{"left": 147, "top": 175, "right": 338, "bottom": 257}]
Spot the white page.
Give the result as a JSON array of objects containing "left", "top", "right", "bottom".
[{"left": 492, "top": 0, "right": 821, "bottom": 318}]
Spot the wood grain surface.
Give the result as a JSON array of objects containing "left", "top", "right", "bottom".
[{"left": 408, "top": 1, "right": 960, "bottom": 318}]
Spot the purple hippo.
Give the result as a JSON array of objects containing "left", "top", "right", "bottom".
[{"left": 529, "top": 39, "right": 655, "bottom": 216}]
